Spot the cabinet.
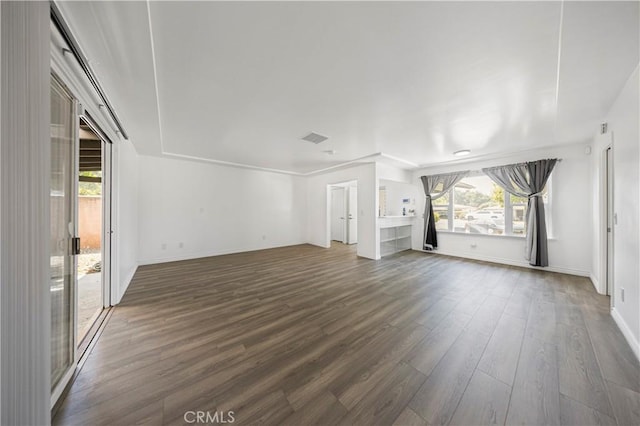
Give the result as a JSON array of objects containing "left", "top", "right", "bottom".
[{"left": 379, "top": 217, "right": 414, "bottom": 256}]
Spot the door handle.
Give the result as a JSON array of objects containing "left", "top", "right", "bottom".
[{"left": 71, "top": 237, "right": 81, "bottom": 255}]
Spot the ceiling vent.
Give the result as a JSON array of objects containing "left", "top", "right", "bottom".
[{"left": 301, "top": 132, "right": 329, "bottom": 144}]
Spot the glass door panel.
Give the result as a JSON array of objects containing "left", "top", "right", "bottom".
[
  {"left": 77, "top": 119, "right": 105, "bottom": 348},
  {"left": 50, "top": 76, "right": 76, "bottom": 390}
]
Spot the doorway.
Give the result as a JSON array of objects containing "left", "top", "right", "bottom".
[
  {"left": 76, "top": 118, "right": 112, "bottom": 354},
  {"left": 50, "top": 74, "right": 112, "bottom": 404},
  {"left": 329, "top": 181, "right": 358, "bottom": 245}
]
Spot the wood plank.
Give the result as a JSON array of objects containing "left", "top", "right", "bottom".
[
  {"left": 339, "top": 362, "right": 426, "bottom": 426},
  {"left": 281, "top": 391, "right": 347, "bottom": 426},
  {"left": 505, "top": 337, "right": 560, "bottom": 426},
  {"left": 402, "top": 311, "right": 471, "bottom": 376},
  {"left": 525, "top": 296, "right": 557, "bottom": 343},
  {"left": 584, "top": 315, "right": 640, "bottom": 393},
  {"left": 503, "top": 286, "right": 533, "bottom": 320},
  {"left": 392, "top": 407, "right": 426, "bottom": 426},
  {"left": 557, "top": 323, "right": 613, "bottom": 417},
  {"left": 450, "top": 370, "right": 511, "bottom": 426},
  {"left": 408, "top": 328, "right": 491, "bottom": 425},
  {"left": 559, "top": 394, "right": 616, "bottom": 426},
  {"left": 606, "top": 380, "right": 640, "bottom": 426},
  {"left": 477, "top": 313, "right": 526, "bottom": 386},
  {"left": 467, "top": 294, "right": 509, "bottom": 336}
]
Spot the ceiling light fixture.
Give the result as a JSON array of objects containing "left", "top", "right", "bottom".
[{"left": 453, "top": 149, "right": 471, "bottom": 156}]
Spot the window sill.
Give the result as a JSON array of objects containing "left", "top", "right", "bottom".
[{"left": 437, "top": 230, "right": 556, "bottom": 241}]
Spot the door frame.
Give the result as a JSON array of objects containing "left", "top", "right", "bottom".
[
  {"left": 75, "top": 112, "right": 113, "bottom": 359},
  {"left": 50, "top": 62, "right": 118, "bottom": 409},
  {"left": 347, "top": 185, "right": 358, "bottom": 244},
  {"left": 50, "top": 72, "right": 79, "bottom": 407},
  {"left": 605, "top": 145, "right": 614, "bottom": 303},
  {"left": 78, "top": 110, "right": 114, "bottom": 309},
  {"left": 326, "top": 180, "right": 358, "bottom": 247},
  {"left": 330, "top": 186, "right": 347, "bottom": 244}
]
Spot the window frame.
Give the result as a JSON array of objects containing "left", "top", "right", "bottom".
[{"left": 433, "top": 170, "right": 553, "bottom": 238}]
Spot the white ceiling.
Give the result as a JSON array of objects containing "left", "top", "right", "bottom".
[{"left": 58, "top": 1, "right": 639, "bottom": 175}]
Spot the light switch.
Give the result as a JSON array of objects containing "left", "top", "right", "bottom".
[{"left": 614, "top": 213, "right": 618, "bottom": 225}]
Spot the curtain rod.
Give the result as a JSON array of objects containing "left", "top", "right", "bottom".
[{"left": 50, "top": 1, "right": 129, "bottom": 140}]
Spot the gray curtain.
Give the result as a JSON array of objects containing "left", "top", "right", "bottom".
[
  {"left": 420, "top": 171, "right": 468, "bottom": 250},
  {"left": 483, "top": 159, "right": 558, "bottom": 267}
]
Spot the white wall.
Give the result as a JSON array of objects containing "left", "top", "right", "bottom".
[
  {"left": 114, "top": 141, "right": 139, "bottom": 302},
  {"left": 306, "top": 163, "right": 377, "bottom": 259},
  {"left": 607, "top": 66, "right": 640, "bottom": 356},
  {"left": 411, "top": 144, "right": 593, "bottom": 276},
  {"left": 377, "top": 162, "right": 412, "bottom": 183},
  {"left": 379, "top": 179, "right": 420, "bottom": 217},
  {"left": 137, "top": 155, "right": 306, "bottom": 264}
]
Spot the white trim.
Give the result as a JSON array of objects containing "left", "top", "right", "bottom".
[
  {"left": 553, "top": 1, "right": 564, "bottom": 117},
  {"left": 414, "top": 249, "right": 590, "bottom": 277},
  {"left": 589, "top": 273, "right": 601, "bottom": 294},
  {"left": 116, "top": 264, "right": 139, "bottom": 304},
  {"left": 611, "top": 307, "right": 640, "bottom": 361},
  {"left": 161, "top": 151, "right": 301, "bottom": 176},
  {"left": 378, "top": 152, "right": 419, "bottom": 168},
  {"left": 145, "top": 0, "right": 165, "bottom": 153},
  {"left": 436, "top": 230, "right": 557, "bottom": 242}
]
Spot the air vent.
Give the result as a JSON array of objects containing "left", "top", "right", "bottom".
[{"left": 301, "top": 132, "right": 329, "bottom": 144}]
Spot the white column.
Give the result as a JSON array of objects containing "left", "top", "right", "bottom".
[{"left": 1, "top": 1, "right": 51, "bottom": 424}]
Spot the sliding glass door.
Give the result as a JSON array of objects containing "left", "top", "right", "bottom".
[
  {"left": 50, "top": 75, "right": 113, "bottom": 404},
  {"left": 50, "top": 76, "right": 77, "bottom": 394},
  {"left": 77, "top": 117, "right": 111, "bottom": 355}
]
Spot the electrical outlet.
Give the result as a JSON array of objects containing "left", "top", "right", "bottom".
[
  {"left": 161, "top": 243, "right": 167, "bottom": 250},
  {"left": 470, "top": 243, "right": 477, "bottom": 249},
  {"left": 262, "top": 235, "right": 266, "bottom": 240},
  {"left": 621, "top": 288, "right": 625, "bottom": 302},
  {"left": 179, "top": 242, "right": 184, "bottom": 249}
]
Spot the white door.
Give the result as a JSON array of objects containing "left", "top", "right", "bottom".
[
  {"left": 331, "top": 187, "right": 346, "bottom": 243},
  {"left": 347, "top": 186, "right": 358, "bottom": 244}
]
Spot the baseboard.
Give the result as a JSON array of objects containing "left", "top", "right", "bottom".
[
  {"left": 138, "top": 241, "right": 307, "bottom": 266},
  {"left": 589, "top": 273, "right": 605, "bottom": 295},
  {"left": 414, "top": 249, "right": 590, "bottom": 277},
  {"left": 117, "top": 264, "right": 138, "bottom": 303},
  {"left": 611, "top": 308, "right": 640, "bottom": 361}
]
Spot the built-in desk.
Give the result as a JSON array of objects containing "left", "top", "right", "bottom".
[{"left": 378, "top": 216, "right": 417, "bottom": 257}]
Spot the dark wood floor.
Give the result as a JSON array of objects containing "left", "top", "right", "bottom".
[{"left": 53, "top": 244, "right": 640, "bottom": 426}]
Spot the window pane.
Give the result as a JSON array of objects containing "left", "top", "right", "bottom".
[
  {"left": 433, "top": 193, "right": 449, "bottom": 230},
  {"left": 455, "top": 176, "right": 504, "bottom": 235},
  {"left": 511, "top": 193, "right": 527, "bottom": 235}
]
